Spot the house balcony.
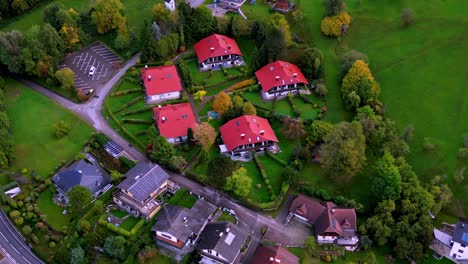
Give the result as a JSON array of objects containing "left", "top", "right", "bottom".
[
  {"left": 113, "top": 190, "right": 164, "bottom": 218},
  {"left": 317, "top": 236, "right": 339, "bottom": 244},
  {"left": 337, "top": 236, "right": 359, "bottom": 246}
]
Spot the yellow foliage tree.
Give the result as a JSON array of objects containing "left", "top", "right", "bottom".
[
  {"left": 193, "top": 90, "right": 207, "bottom": 101},
  {"left": 60, "top": 24, "right": 80, "bottom": 49},
  {"left": 342, "top": 60, "right": 373, "bottom": 90},
  {"left": 91, "top": 0, "right": 126, "bottom": 34},
  {"left": 269, "top": 13, "right": 292, "bottom": 46},
  {"left": 212, "top": 92, "right": 232, "bottom": 114},
  {"left": 321, "top": 12, "right": 351, "bottom": 37},
  {"left": 341, "top": 60, "right": 381, "bottom": 109}
]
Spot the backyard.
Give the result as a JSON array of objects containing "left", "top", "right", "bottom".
[
  {"left": 37, "top": 187, "right": 70, "bottom": 231},
  {"left": 4, "top": 79, "right": 94, "bottom": 176},
  {"left": 298, "top": 0, "right": 468, "bottom": 216}
]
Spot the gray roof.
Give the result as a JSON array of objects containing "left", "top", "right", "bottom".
[
  {"left": 452, "top": 218, "right": 468, "bottom": 245},
  {"left": 117, "top": 162, "right": 170, "bottom": 203},
  {"left": 152, "top": 199, "right": 216, "bottom": 242},
  {"left": 197, "top": 222, "right": 248, "bottom": 263},
  {"left": 52, "top": 160, "right": 110, "bottom": 195}
]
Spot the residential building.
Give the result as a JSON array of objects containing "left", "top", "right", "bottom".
[
  {"left": 251, "top": 245, "right": 299, "bottom": 264},
  {"left": 151, "top": 199, "right": 217, "bottom": 249},
  {"left": 164, "top": 0, "right": 176, "bottom": 11},
  {"left": 194, "top": 34, "right": 244, "bottom": 71},
  {"left": 288, "top": 195, "right": 358, "bottom": 251},
  {"left": 113, "top": 162, "right": 174, "bottom": 220},
  {"left": 272, "top": 0, "right": 294, "bottom": 13},
  {"left": 141, "top": 65, "right": 182, "bottom": 104},
  {"left": 255, "top": 60, "right": 309, "bottom": 100},
  {"left": 450, "top": 219, "right": 468, "bottom": 261},
  {"left": 153, "top": 103, "right": 197, "bottom": 144},
  {"left": 219, "top": 115, "right": 279, "bottom": 160},
  {"left": 431, "top": 219, "right": 468, "bottom": 263},
  {"left": 52, "top": 160, "right": 111, "bottom": 204},
  {"left": 197, "top": 222, "right": 248, "bottom": 264}
]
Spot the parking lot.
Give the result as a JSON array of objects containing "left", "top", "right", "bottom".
[{"left": 59, "top": 42, "right": 123, "bottom": 94}]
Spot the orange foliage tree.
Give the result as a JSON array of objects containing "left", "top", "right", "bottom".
[{"left": 212, "top": 92, "right": 232, "bottom": 114}]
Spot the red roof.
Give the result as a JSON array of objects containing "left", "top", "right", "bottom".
[
  {"left": 255, "top": 60, "right": 309, "bottom": 92},
  {"left": 219, "top": 115, "right": 278, "bottom": 152},
  {"left": 193, "top": 34, "right": 243, "bottom": 63},
  {"left": 153, "top": 103, "right": 197, "bottom": 139},
  {"left": 251, "top": 245, "right": 299, "bottom": 264},
  {"left": 141, "top": 65, "right": 182, "bottom": 96},
  {"left": 289, "top": 195, "right": 357, "bottom": 237}
]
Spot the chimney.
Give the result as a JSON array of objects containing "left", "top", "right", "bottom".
[
  {"left": 269, "top": 257, "right": 274, "bottom": 263},
  {"left": 145, "top": 65, "right": 148, "bottom": 68},
  {"left": 293, "top": 73, "right": 297, "bottom": 78},
  {"left": 78, "top": 170, "right": 82, "bottom": 174},
  {"left": 275, "top": 259, "right": 281, "bottom": 263},
  {"left": 248, "top": 138, "right": 251, "bottom": 143},
  {"left": 225, "top": 227, "right": 230, "bottom": 233},
  {"left": 162, "top": 117, "right": 167, "bottom": 122},
  {"left": 227, "top": 45, "right": 231, "bottom": 50},
  {"left": 210, "top": 47, "right": 215, "bottom": 52},
  {"left": 275, "top": 76, "right": 280, "bottom": 81},
  {"left": 219, "top": 232, "right": 224, "bottom": 237},
  {"left": 148, "top": 75, "right": 152, "bottom": 81},
  {"left": 240, "top": 133, "right": 245, "bottom": 138},
  {"left": 331, "top": 209, "right": 336, "bottom": 214},
  {"left": 183, "top": 217, "right": 187, "bottom": 223},
  {"left": 158, "top": 105, "right": 162, "bottom": 109},
  {"left": 256, "top": 136, "right": 260, "bottom": 141},
  {"left": 259, "top": 130, "right": 265, "bottom": 135}
]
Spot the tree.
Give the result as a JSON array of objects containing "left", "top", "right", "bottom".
[
  {"left": 152, "top": 3, "right": 170, "bottom": 24},
  {"left": 263, "top": 28, "right": 287, "bottom": 62},
  {"left": 371, "top": 152, "right": 402, "bottom": 201},
  {"left": 70, "top": 246, "right": 86, "bottom": 264},
  {"left": 325, "top": 0, "right": 345, "bottom": 16},
  {"left": 91, "top": 0, "right": 126, "bottom": 34},
  {"left": 110, "top": 170, "right": 123, "bottom": 182},
  {"left": 429, "top": 176, "right": 453, "bottom": 215},
  {"left": 22, "top": 225, "right": 32, "bottom": 235},
  {"left": 168, "top": 155, "right": 187, "bottom": 173},
  {"left": 342, "top": 60, "right": 380, "bottom": 110},
  {"left": 300, "top": 47, "right": 324, "bottom": 79},
  {"left": 231, "top": 15, "right": 248, "bottom": 37},
  {"left": 361, "top": 251, "right": 376, "bottom": 264},
  {"left": 185, "top": 6, "right": 217, "bottom": 43},
  {"left": 54, "top": 120, "right": 71, "bottom": 138},
  {"left": 315, "top": 83, "right": 328, "bottom": 96},
  {"left": 423, "top": 137, "right": 436, "bottom": 152},
  {"left": 232, "top": 95, "right": 244, "bottom": 109},
  {"left": 401, "top": 8, "right": 414, "bottom": 28},
  {"left": 149, "top": 135, "right": 175, "bottom": 166},
  {"left": 401, "top": 124, "right": 414, "bottom": 142},
  {"left": 207, "top": 155, "right": 239, "bottom": 188},
  {"left": 59, "top": 24, "right": 80, "bottom": 49},
  {"left": 341, "top": 50, "right": 368, "bottom": 76},
  {"left": 138, "top": 246, "right": 158, "bottom": 263},
  {"left": 307, "top": 120, "right": 334, "bottom": 143},
  {"left": 55, "top": 67, "right": 74, "bottom": 90},
  {"left": 104, "top": 236, "right": 126, "bottom": 260},
  {"left": 321, "top": 121, "right": 366, "bottom": 182},
  {"left": 151, "top": 21, "right": 163, "bottom": 41},
  {"left": 269, "top": 13, "right": 292, "bottom": 46},
  {"left": 242, "top": 102, "right": 256, "bottom": 116},
  {"left": 454, "top": 167, "right": 465, "bottom": 184},
  {"left": 212, "top": 92, "right": 232, "bottom": 114},
  {"left": 114, "top": 25, "right": 131, "bottom": 50},
  {"left": 321, "top": 12, "right": 351, "bottom": 37},
  {"left": 68, "top": 186, "right": 92, "bottom": 213},
  {"left": 225, "top": 167, "right": 252, "bottom": 197},
  {"left": 0, "top": 30, "right": 24, "bottom": 74},
  {"left": 193, "top": 122, "right": 216, "bottom": 151},
  {"left": 281, "top": 117, "right": 306, "bottom": 140},
  {"left": 305, "top": 236, "right": 317, "bottom": 257},
  {"left": 251, "top": 21, "right": 266, "bottom": 48}
]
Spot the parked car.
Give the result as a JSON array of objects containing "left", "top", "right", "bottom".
[{"left": 89, "top": 66, "right": 96, "bottom": 76}]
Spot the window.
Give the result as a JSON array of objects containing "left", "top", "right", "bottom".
[{"left": 458, "top": 249, "right": 464, "bottom": 253}]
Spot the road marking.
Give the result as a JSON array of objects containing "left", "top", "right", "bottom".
[
  {"left": 0, "top": 232, "right": 8, "bottom": 243},
  {"left": 22, "top": 256, "right": 32, "bottom": 264},
  {"left": 10, "top": 246, "right": 19, "bottom": 255}
]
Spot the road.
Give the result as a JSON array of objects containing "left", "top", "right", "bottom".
[
  {"left": 13, "top": 53, "right": 309, "bottom": 263},
  {"left": 0, "top": 211, "right": 43, "bottom": 264}
]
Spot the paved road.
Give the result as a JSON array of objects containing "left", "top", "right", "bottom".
[
  {"left": 15, "top": 52, "right": 309, "bottom": 263},
  {"left": 0, "top": 211, "right": 43, "bottom": 264}
]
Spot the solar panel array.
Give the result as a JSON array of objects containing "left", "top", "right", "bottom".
[{"left": 105, "top": 139, "right": 124, "bottom": 157}]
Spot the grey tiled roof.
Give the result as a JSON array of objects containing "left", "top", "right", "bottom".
[
  {"left": 152, "top": 199, "right": 216, "bottom": 243},
  {"left": 117, "top": 162, "right": 170, "bottom": 203},
  {"left": 197, "top": 222, "right": 248, "bottom": 263},
  {"left": 52, "top": 160, "right": 110, "bottom": 195},
  {"left": 453, "top": 218, "right": 468, "bottom": 245}
]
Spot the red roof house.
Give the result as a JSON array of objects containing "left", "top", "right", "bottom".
[
  {"left": 289, "top": 195, "right": 359, "bottom": 251},
  {"left": 193, "top": 34, "right": 244, "bottom": 71},
  {"left": 255, "top": 60, "right": 309, "bottom": 100},
  {"left": 219, "top": 115, "right": 279, "bottom": 159},
  {"left": 141, "top": 65, "right": 182, "bottom": 104},
  {"left": 273, "top": 0, "right": 294, "bottom": 13},
  {"left": 251, "top": 245, "right": 299, "bottom": 264},
  {"left": 153, "top": 103, "right": 197, "bottom": 143}
]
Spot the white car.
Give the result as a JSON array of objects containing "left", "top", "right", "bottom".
[{"left": 89, "top": 66, "right": 96, "bottom": 76}]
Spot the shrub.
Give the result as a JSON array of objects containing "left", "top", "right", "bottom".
[
  {"left": 49, "top": 241, "right": 57, "bottom": 248},
  {"left": 321, "top": 12, "right": 351, "bottom": 37},
  {"left": 111, "top": 88, "right": 142, "bottom": 97},
  {"left": 423, "top": 137, "right": 436, "bottom": 152},
  {"left": 226, "top": 78, "right": 256, "bottom": 92},
  {"left": 96, "top": 133, "right": 109, "bottom": 146},
  {"left": 123, "top": 107, "right": 153, "bottom": 116},
  {"left": 22, "top": 225, "right": 32, "bottom": 235},
  {"left": 401, "top": 8, "right": 414, "bottom": 28},
  {"left": 130, "top": 219, "right": 145, "bottom": 236},
  {"left": 256, "top": 184, "right": 262, "bottom": 189},
  {"left": 122, "top": 119, "right": 154, "bottom": 125}
]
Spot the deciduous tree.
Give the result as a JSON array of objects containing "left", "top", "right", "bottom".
[
  {"left": 342, "top": 60, "right": 380, "bottom": 110},
  {"left": 68, "top": 186, "right": 92, "bottom": 213},
  {"left": 54, "top": 120, "right": 71, "bottom": 138},
  {"left": 149, "top": 135, "right": 175, "bottom": 166},
  {"left": 300, "top": 47, "right": 324, "bottom": 79},
  {"left": 193, "top": 122, "right": 216, "bottom": 151},
  {"left": 70, "top": 246, "right": 86, "bottom": 264},
  {"left": 321, "top": 12, "right": 351, "bottom": 37},
  {"left": 281, "top": 117, "right": 306, "bottom": 140},
  {"left": 371, "top": 152, "right": 402, "bottom": 201},
  {"left": 104, "top": 236, "right": 126, "bottom": 260},
  {"left": 242, "top": 102, "right": 256, "bottom": 116},
  {"left": 193, "top": 90, "right": 207, "bottom": 101},
  {"left": 231, "top": 15, "right": 248, "bottom": 37},
  {"left": 212, "top": 92, "right": 232, "bottom": 114},
  {"left": 91, "top": 0, "right": 126, "bottom": 34},
  {"left": 55, "top": 67, "right": 74, "bottom": 90},
  {"left": 207, "top": 155, "right": 239, "bottom": 188},
  {"left": 269, "top": 13, "right": 292, "bottom": 46},
  {"left": 307, "top": 120, "right": 334, "bottom": 143},
  {"left": 225, "top": 167, "right": 252, "bottom": 197},
  {"left": 325, "top": 0, "right": 346, "bottom": 16}
]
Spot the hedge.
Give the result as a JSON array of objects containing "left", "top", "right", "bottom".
[
  {"left": 114, "top": 95, "right": 145, "bottom": 114},
  {"left": 253, "top": 153, "right": 274, "bottom": 197},
  {"left": 122, "top": 119, "right": 154, "bottom": 125},
  {"left": 111, "top": 88, "right": 142, "bottom": 97},
  {"left": 119, "top": 156, "right": 136, "bottom": 169},
  {"left": 0, "top": 181, "right": 18, "bottom": 192},
  {"left": 226, "top": 78, "right": 256, "bottom": 92},
  {"left": 135, "top": 130, "right": 147, "bottom": 136},
  {"left": 265, "top": 150, "right": 288, "bottom": 167},
  {"left": 130, "top": 219, "right": 145, "bottom": 236},
  {"left": 98, "top": 214, "right": 131, "bottom": 237},
  {"left": 122, "top": 107, "right": 153, "bottom": 116},
  {"left": 96, "top": 133, "right": 109, "bottom": 146}
]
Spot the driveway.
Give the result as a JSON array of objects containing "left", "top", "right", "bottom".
[{"left": 187, "top": 0, "right": 206, "bottom": 7}]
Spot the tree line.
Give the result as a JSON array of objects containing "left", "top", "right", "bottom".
[
  {"left": 0, "top": 77, "right": 13, "bottom": 169},
  {"left": 0, "top": 0, "right": 47, "bottom": 20}
]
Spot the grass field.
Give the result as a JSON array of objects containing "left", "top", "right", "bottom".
[
  {"left": 4, "top": 79, "right": 94, "bottom": 176},
  {"left": 299, "top": 0, "right": 468, "bottom": 216},
  {"left": 218, "top": 211, "right": 236, "bottom": 224},
  {"left": 119, "top": 215, "right": 139, "bottom": 231},
  {"left": 37, "top": 188, "right": 70, "bottom": 231},
  {"left": 168, "top": 188, "right": 197, "bottom": 209}
]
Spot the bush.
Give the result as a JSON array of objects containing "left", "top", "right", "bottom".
[
  {"left": 111, "top": 88, "right": 142, "bottom": 97},
  {"left": 321, "top": 12, "right": 351, "bottom": 37},
  {"left": 401, "top": 8, "right": 414, "bottom": 28},
  {"left": 122, "top": 119, "right": 154, "bottom": 125},
  {"left": 226, "top": 78, "right": 256, "bottom": 92},
  {"left": 122, "top": 107, "right": 153, "bottom": 116},
  {"left": 96, "top": 133, "right": 109, "bottom": 146},
  {"left": 423, "top": 137, "right": 436, "bottom": 152},
  {"left": 130, "top": 219, "right": 145, "bottom": 236},
  {"left": 119, "top": 157, "right": 136, "bottom": 169}
]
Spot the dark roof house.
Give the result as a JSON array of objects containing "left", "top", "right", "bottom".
[
  {"left": 52, "top": 160, "right": 110, "bottom": 200},
  {"left": 251, "top": 245, "right": 299, "bottom": 264},
  {"left": 197, "top": 222, "right": 248, "bottom": 264},
  {"left": 452, "top": 218, "right": 468, "bottom": 245},
  {"left": 152, "top": 199, "right": 217, "bottom": 249}
]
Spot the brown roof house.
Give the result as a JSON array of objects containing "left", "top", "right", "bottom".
[
  {"left": 288, "top": 195, "right": 359, "bottom": 251},
  {"left": 251, "top": 245, "right": 299, "bottom": 264}
]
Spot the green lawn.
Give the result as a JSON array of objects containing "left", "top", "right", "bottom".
[
  {"left": 119, "top": 215, "right": 139, "bottom": 231},
  {"left": 168, "top": 188, "right": 197, "bottom": 209},
  {"left": 4, "top": 79, "right": 94, "bottom": 176},
  {"left": 139, "top": 253, "right": 174, "bottom": 264},
  {"left": 37, "top": 188, "right": 70, "bottom": 231},
  {"left": 218, "top": 211, "right": 236, "bottom": 224},
  {"left": 110, "top": 210, "right": 129, "bottom": 218},
  {"left": 299, "top": 0, "right": 468, "bottom": 215}
]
